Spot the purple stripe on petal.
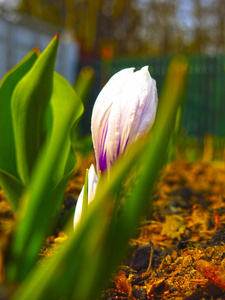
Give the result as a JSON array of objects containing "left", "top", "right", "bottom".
[
  {"left": 117, "top": 139, "right": 121, "bottom": 156},
  {"left": 99, "top": 150, "right": 107, "bottom": 172},
  {"left": 98, "top": 110, "right": 110, "bottom": 173}
]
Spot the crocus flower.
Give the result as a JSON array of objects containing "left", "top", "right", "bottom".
[
  {"left": 73, "top": 164, "right": 98, "bottom": 228},
  {"left": 91, "top": 66, "right": 158, "bottom": 175}
]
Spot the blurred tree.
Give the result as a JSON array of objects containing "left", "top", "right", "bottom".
[
  {"left": 191, "top": 0, "right": 225, "bottom": 54},
  {"left": 18, "top": 0, "right": 143, "bottom": 56},
  {"left": 19, "top": 0, "right": 65, "bottom": 24},
  {"left": 16, "top": 0, "right": 224, "bottom": 56},
  {"left": 138, "top": 0, "right": 179, "bottom": 55},
  {"left": 192, "top": 0, "right": 206, "bottom": 52},
  {"left": 209, "top": 0, "right": 225, "bottom": 53},
  {"left": 96, "top": 0, "right": 142, "bottom": 56}
]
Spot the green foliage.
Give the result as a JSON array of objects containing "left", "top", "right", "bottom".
[
  {"left": 8, "top": 55, "right": 189, "bottom": 300},
  {"left": 166, "top": 82, "right": 187, "bottom": 163},
  {"left": 72, "top": 66, "right": 95, "bottom": 154},
  {"left": 0, "top": 36, "right": 84, "bottom": 281},
  {"left": 166, "top": 106, "right": 183, "bottom": 162},
  {"left": 73, "top": 66, "right": 95, "bottom": 106},
  {"left": 0, "top": 36, "right": 83, "bottom": 213},
  {"left": 0, "top": 48, "right": 38, "bottom": 210},
  {"left": 6, "top": 73, "right": 83, "bottom": 282},
  {"left": 11, "top": 36, "right": 59, "bottom": 184}
]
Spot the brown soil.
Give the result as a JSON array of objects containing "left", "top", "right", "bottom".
[
  {"left": 102, "top": 160, "right": 225, "bottom": 300},
  {"left": 1, "top": 153, "right": 225, "bottom": 300}
]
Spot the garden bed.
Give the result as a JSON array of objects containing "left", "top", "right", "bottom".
[
  {"left": 1, "top": 155, "right": 225, "bottom": 300},
  {"left": 102, "top": 160, "right": 225, "bottom": 300}
]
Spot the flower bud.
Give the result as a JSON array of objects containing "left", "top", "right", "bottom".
[
  {"left": 73, "top": 164, "right": 98, "bottom": 228},
  {"left": 91, "top": 66, "right": 158, "bottom": 175}
]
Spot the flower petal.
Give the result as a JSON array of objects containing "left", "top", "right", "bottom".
[
  {"left": 73, "top": 164, "right": 98, "bottom": 228},
  {"left": 91, "top": 66, "right": 158, "bottom": 174},
  {"left": 91, "top": 68, "right": 134, "bottom": 174}
]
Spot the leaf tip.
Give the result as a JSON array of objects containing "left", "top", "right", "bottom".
[
  {"left": 33, "top": 46, "right": 40, "bottom": 55},
  {"left": 55, "top": 34, "right": 60, "bottom": 38}
]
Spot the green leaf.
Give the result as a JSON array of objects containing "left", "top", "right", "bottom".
[
  {"left": 166, "top": 105, "right": 183, "bottom": 162},
  {"left": 11, "top": 35, "right": 59, "bottom": 184},
  {"left": 0, "top": 49, "right": 38, "bottom": 211},
  {"left": 47, "top": 73, "right": 83, "bottom": 185},
  {"left": 40, "top": 72, "right": 86, "bottom": 219},
  {"left": 73, "top": 134, "right": 93, "bottom": 155},
  {"left": 0, "top": 170, "right": 24, "bottom": 211},
  {"left": 73, "top": 66, "right": 94, "bottom": 105},
  {"left": 6, "top": 72, "right": 83, "bottom": 282},
  {"left": 0, "top": 48, "right": 38, "bottom": 179}
]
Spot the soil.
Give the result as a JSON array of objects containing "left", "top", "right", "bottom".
[
  {"left": 101, "top": 160, "right": 225, "bottom": 300},
  {"left": 1, "top": 152, "right": 225, "bottom": 300}
]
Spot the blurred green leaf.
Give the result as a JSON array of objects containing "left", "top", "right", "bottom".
[
  {"left": 166, "top": 67, "right": 187, "bottom": 163},
  {"left": 11, "top": 36, "right": 59, "bottom": 184},
  {"left": 72, "top": 66, "right": 95, "bottom": 146},
  {"left": 73, "top": 134, "right": 93, "bottom": 156},
  {"left": 58, "top": 206, "right": 75, "bottom": 233},
  {"left": 74, "top": 66, "right": 94, "bottom": 105},
  {"left": 0, "top": 170, "right": 24, "bottom": 211}
]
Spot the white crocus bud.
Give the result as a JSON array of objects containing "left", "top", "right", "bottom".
[
  {"left": 73, "top": 164, "right": 98, "bottom": 228},
  {"left": 91, "top": 66, "right": 158, "bottom": 175}
]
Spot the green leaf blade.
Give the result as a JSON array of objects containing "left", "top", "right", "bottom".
[
  {"left": 11, "top": 36, "right": 59, "bottom": 184},
  {"left": 6, "top": 72, "right": 83, "bottom": 282},
  {"left": 0, "top": 170, "right": 24, "bottom": 211},
  {"left": 74, "top": 66, "right": 95, "bottom": 105},
  {"left": 0, "top": 48, "right": 38, "bottom": 179}
]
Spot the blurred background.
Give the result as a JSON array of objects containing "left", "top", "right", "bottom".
[{"left": 0, "top": 0, "right": 224, "bottom": 141}]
